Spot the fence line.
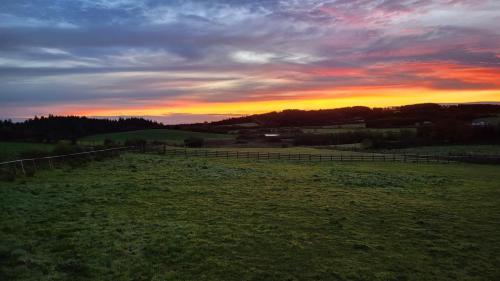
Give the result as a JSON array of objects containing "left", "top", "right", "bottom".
[
  {"left": 2, "top": 144, "right": 498, "bottom": 179},
  {"left": 0, "top": 146, "right": 135, "bottom": 176},
  {"left": 144, "top": 147, "right": 452, "bottom": 163},
  {"left": 144, "top": 146, "right": 500, "bottom": 164}
]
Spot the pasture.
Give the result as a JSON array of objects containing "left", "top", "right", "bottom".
[
  {"left": 80, "top": 129, "right": 234, "bottom": 145},
  {"left": 1, "top": 153, "right": 499, "bottom": 281},
  {"left": 190, "top": 146, "right": 380, "bottom": 156}
]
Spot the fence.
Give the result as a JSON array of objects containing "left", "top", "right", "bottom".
[
  {"left": 3, "top": 145, "right": 498, "bottom": 180},
  {"left": 143, "top": 147, "right": 457, "bottom": 163},
  {"left": 144, "top": 146, "right": 500, "bottom": 164},
  {"left": 0, "top": 146, "right": 135, "bottom": 178}
]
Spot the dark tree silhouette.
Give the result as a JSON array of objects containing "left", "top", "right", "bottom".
[{"left": 0, "top": 116, "right": 164, "bottom": 143}]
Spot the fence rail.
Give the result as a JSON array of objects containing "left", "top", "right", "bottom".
[
  {"left": 144, "top": 147, "right": 450, "bottom": 163},
  {"left": 143, "top": 146, "right": 500, "bottom": 164}
]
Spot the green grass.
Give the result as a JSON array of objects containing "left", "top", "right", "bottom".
[
  {"left": 1, "top": 153, "right": 499, "bottom": 280},
  {"left": 188, "top": 146, "right": 381, "bottom": 156},
  {"left": 380, "top": 145, "right": 500, "bottom": 156},
  {"left": 80, "top": 129, "right": 234, "bottom": 145},
  {"left": 0, "top": 142, "right": 54, "bottom": 162}
]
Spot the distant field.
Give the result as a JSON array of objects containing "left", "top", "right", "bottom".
[
  {"left": 1, "top": 153, "right": 499, "bottom": 280},
  {"left": 0, "top": 142, "right": 54, "bottom": 161},
  {"left": 381, "top": 145, "right": 500, "bottom": 156},
  {"left": 189, "top": 146, "right": 381, "bottom": 156},
  {"left": 302, "top": 127, "right": 416, "bottom": 135},
  {"left": 80, "top": 129, "right": 234, "bottom": 145}
]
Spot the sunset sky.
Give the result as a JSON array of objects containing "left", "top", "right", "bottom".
[{"left": 1, "top": 0, "right": 499, "bottom": 123}]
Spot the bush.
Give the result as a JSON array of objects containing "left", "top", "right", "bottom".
[
  {"left": 52, "top": 142, "right": 84, "bottom": 155},
  {"left": 18, "top": 149, "right": 50, "bottom": 159},
  {"left": 103, "top": 138, "right": 116, "bottom": 147},
  {"left": 124, "top": 138, "right": 147, "bottom": 147},
  {"left": 184, "top": 137, "right": 204, "bottom": 148}
]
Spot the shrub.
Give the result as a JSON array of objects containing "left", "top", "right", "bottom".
[
  {"left": 124, "top": 138, "right": 147, "bottom": 147},
  {"left": 184, "top": 137, "right": 204, "bottom": 147},
  {"left": 18, "top": 149, "right": 50, "bottom": 159},
  {"left": 103, "top": 138, "right": 116, "bottom": 147},
  {"left": 52, "top": 142, "right": 83, "bottom": 155}
]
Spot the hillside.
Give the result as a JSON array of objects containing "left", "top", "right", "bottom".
[{"left": 199, "top": 103, "right": 500, "bottom": 128}]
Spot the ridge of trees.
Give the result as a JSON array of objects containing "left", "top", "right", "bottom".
[
  {"left": 0, "top": 115, "right": 164, "bottom": 143},
  {"left": 173, "top": 103, "right": 500, "bottom": 132}
]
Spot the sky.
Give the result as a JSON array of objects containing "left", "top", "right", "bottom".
[{"left": 1, "top": 0, "right": 499, "bottom": 124}]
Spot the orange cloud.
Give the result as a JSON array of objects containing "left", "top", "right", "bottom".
[{"left": 64, "top": 86, "right": 500, "bottom": 118}]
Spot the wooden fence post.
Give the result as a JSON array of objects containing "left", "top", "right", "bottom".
[{"left": 20, "top": 160, "right": 26, "bottom": 175}]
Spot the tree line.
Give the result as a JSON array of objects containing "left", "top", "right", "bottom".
[
  {"left": 178, "top": 103, "right": 500, "bottom": 129},
  {"left": 0, "top": 116, "right": 164, "bottom": 143}
]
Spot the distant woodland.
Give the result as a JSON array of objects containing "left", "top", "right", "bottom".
[
  {"left": 1, "top": 104, "right": 500, "bottom": 147},
  {"left": 0, "top": 116, "right": 163, "bottom": 143}
]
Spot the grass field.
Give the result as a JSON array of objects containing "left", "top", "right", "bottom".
[
  {"left": 80, "top": 129, "right": 234, "bottom": 145},
  {"left": 186, "top": 146, "right": 383, "bottom": 156},
  {"left": 1, "top": 153, "right": 499, "bottom": 280},
  {"left": 0, "top": 142, "right": 54, "bottom": 162}
]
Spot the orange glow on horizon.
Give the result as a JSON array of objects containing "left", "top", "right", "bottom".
[{"left": 62, "top": 87, "right": 500, "bottom": 118}]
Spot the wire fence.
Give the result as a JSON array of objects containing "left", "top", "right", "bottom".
[{"left": 0, "top": 146, "right": 135, "bottom": 178}]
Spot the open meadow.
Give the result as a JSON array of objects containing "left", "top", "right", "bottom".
[{"left": 1, "top": 152, "right": 499, "bottom": 281}]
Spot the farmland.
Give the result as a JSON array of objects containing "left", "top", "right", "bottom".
[
  {"left": 80, "top": 129, "right": 234, "bottom": 145},
  {"left": 189, "top": 146, "right": 379, "bottom": 156},
  {"left": 1, "top": 152, "right": 499, "bottom": 280}
]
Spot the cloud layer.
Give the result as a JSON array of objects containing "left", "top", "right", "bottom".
[{"left": 1, "top": 0, "right": 499, "bottom": 123}]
